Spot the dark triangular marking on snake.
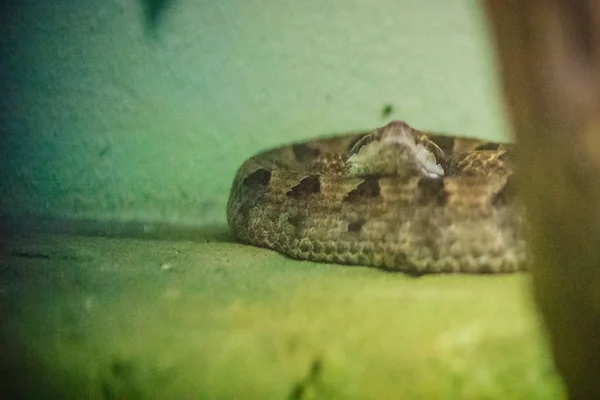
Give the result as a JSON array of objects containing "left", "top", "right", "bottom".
[
  {"left": 286, "top": 175, "right": 321, "bottom": 199},
  {"left": 348, "top": 218, "right": 366, "bottom": 233},
  {"left": 343, "top": 177, "right": 380, "bottom": 203},
  {"left": 293, "top": 144, "right": 321, "bottom": 162},
  {"left": 474, "top": 142, "right": 501, "bottom": 151},
  {"left": 243, "top": 168, "right": 271, "bottom": 187},
  {"left": 416, "top": 177, "right": 447, "bottom": 206}
]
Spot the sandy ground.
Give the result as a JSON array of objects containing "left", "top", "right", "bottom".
[{"left": 0, "top": 231, "right": 565, "bottom": 399}]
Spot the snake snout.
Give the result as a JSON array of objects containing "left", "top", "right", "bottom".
[{"left": 380, "top": 126, "right": 445, "bottom": 178}]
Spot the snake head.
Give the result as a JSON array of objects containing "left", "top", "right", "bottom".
[{"left": 349, "top": 121, "right": 445, "bottom": 178}]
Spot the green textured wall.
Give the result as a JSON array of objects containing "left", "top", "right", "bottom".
[{"left": 0, "top": 0, "right": 507, "bottom": 228}]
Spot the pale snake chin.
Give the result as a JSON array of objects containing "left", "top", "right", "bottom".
[{"left": 227, "top": 121, "right": 526, "bottom": 274}]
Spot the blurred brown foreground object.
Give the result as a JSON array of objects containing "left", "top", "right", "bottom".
[{"left": 485, "top": 1, "right": 600, "bottom": 398}]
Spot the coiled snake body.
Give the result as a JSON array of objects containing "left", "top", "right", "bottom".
[{"left": 227, "top": 121, "right": 526, "bottom": 274}]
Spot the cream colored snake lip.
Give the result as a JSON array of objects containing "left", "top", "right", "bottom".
[{"left": 227, "top": 121, "right": 526, "bottom": 274}]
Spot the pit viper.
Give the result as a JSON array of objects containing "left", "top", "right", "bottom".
[{"left": 227, "top": 121, "right": 526, "bottom": 274}]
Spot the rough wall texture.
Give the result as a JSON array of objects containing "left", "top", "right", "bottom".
[{"left": 0, "top": 0, "right": 506, "bottom": 228}]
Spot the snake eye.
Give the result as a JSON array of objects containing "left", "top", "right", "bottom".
[{"left": 349, "top": 134, "right": 373, "bottom": 156}]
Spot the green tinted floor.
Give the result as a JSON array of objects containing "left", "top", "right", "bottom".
[{"left": 1, "top": 232, "right": 565, "bottom": 399}]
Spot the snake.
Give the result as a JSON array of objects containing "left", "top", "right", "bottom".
[{"left": 227, "top": 121, "right": 527, "bottom": 274}]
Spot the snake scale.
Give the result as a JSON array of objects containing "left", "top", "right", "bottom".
[{"left": 227, "top": 121, "right": 527, "bottom": 274}]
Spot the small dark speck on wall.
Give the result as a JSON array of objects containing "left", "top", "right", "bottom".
[
  {"left": 381, "top": 104, "right": 393, "bottom": 118},
  {"left": 98, "top": 145, "right": 111, "bottom": 157},
  {"left": 140, "top": 0, "right": 175, "bottom": 35}
]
